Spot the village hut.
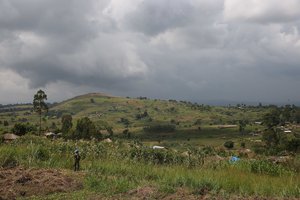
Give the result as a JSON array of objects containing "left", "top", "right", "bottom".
[{"left": 3, "top": 133, "right": 19, "bottom": 142}]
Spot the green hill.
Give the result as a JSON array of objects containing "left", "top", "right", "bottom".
[
  {"left": 0, "top": 92, "right": 269, "bottom": 146},
  {"left": 48, "top": 93, "right": 265, "bottom": 128}
]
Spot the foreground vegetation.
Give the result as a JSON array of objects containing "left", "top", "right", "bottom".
[{"left": 0, "top": 135, "right": 299, "bottom": 199}]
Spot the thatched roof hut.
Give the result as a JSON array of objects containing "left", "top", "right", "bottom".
[{"left": 3, "top": 133, "right": 19, "bottom": 141}]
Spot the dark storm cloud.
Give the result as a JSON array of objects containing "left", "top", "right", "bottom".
[
  {"left": 124, "top": 0, "right": 195, "bottom": 35},
  {"left": 0, "top": 0, "right": 300, "bottom": 104}
]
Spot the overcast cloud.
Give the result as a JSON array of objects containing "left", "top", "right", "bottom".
[{"left": 0, "top": 0, "right": 300, "bottom": 104}]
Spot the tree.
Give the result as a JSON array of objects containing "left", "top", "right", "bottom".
[
  {"left": 262, "top": 108, "right": 280, "bottom": 129},
  {"left": 281, "top": 105, "right": 292, "bottom": 123},
  {"left": 61, "top": 114, "right": 73, "bottom": 134},
  {"left": 74, "top": 117, "right": 99, "bottom": 139},
  {"left": 238, "top": 120, "right": 247, "bottom": 134},
  {"left": 12, "top": 123, "right": 36, "bottom": 136},
  {"left": 262, "top": 129, "right": 280, "bottom": 147},
  {"left": 33, "top": 90, "right": 48, "bottom": 135},
  {"left": 3, "top": 120, "right": 9, "bottom": 126}
]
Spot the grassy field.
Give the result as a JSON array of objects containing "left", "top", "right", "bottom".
[{"left": 0, "top": 136, "right": 299, "bottom": 199}]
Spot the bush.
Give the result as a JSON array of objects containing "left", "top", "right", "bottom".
[
  {"left": 3, "top": 120, "right": 9, "bottom": 126},
  {"left": 136, "top": 111, "right": 149, "bottom": 120},
  {"left": 122, "top": 129, "right": 131, "bottom": 138},
  {"left": 241, "top": 142, "right": 246, "bottom": 148},
  {"left": 286, "top": 138, "right": 300, "bottom": 152},
  {"left": 73, "top": 117, "right": 100, "bottom": 140},
  {"left": 143, "top": 123, "right": 175, "bottom": 133},
  {"left": 34, "top": 146, "right": 50, "bottom": 161},
  {"left": 61, "top": 114, "right": 73, "bottom": 134},
  {"left": 224, "top": 141, "right": 234, "bottom": 149},
  {"left": 12, "top": 122, "right": 37, "bottom": 136},
  {"left": 249, "top": 160, "right": 289, "bottom": 176}
]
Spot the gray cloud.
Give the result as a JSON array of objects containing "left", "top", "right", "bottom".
[{"left": 0, "top": 0, "right": 300, "bottom": 104}]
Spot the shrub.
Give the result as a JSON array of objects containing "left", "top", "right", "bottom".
[
  {"left": 119, "top": 118, "right": 130, "bottom": 126},
  {"left": 143, "top": 123, "right": 175, "bottom": 133},
  {"left": 3, "top": 120, "right": 9, "bottom": 126},
  {"left": 286, "top": 138, "right": 300, "bottom": 152},
  {"left": 224, "top": 141, "right": 234, "bottom": 149},
  {"left": 249, "top": 160, "right": 289, "bottom": 176},
  {"left": 241, "top": 142, "right": 246, "bottom": 148},
  {"left": 34, "top": 146, "right": 50, "bottom": 161},
  {"left": 12, "top": 122, "right": 37, "bottom": 136},
  {"left": 73, "top": 117, "right": 100, "bottom": 140},
  {"left": 122, "top": 129, "right": 131, "bottom": 139},
  {"left": 61, "top": 114, "right": 73, "bottom": 134},
  {"left": 135, "top": 111, "right": 149, "bottom": 120}
]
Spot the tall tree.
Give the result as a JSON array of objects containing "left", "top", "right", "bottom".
[
  {"left": 262, "top": 108, "right": 280, "bottom": 129},
  {"left": 33, "top": 90, "right": 48, "bottom": 135},
  {"left": 238, "top": 120, "right": 247, "bottom": 134},
  {"left": 61, "top": 114, "right": 73, "bottom": 134},
  {"left": 74, "top": 117, "right": 99, "bottom": 139}
]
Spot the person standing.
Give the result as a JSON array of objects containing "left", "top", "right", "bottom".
[{"left": 74, "top": 148, "right": 81, "bottom": 171}]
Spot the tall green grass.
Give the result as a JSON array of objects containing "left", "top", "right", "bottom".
[{"left": 1, "top": 136, "right": 299, "bottom": 198}]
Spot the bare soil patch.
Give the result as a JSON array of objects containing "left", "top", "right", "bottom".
[{"left": 0, "top": 167, "right": 82, "bottom": 200}]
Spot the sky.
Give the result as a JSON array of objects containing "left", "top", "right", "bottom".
[{"left": 1, "top": 0, "right": 300, "bottom": 105}]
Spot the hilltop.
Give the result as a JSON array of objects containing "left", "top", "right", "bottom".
[
  {"left": 0, "top": 92, "right": 268, "bottom": 130},
  {"left": 48, "top": 93, "right": 266, "bottom": 128}
]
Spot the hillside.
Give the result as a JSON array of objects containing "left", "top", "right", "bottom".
[
  {"left": 1, "top": 92, "right": 268, "bottom": 132},
  {"left": 49, "top": 93, "right": 266, "bottom": 127}
]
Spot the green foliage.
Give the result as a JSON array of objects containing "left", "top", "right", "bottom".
[
  {"left": 249, "top": 160, "right": 289, "bottom": 176},
  {"left": 136, "top": 111, "right": 149, "bottom": 120},
  {"left": 194, "top": 119, "right": 202, "bottom": 125},
  {"left": 85, "top": 174, "right": 137, "bottom": 195},
  {"left": 122, "top": 129, "right": 131, "bottom": 139},
  {"left": 3, "top": 120, "right": 9, "bottom": 126},
  {"left": 106, "top": 127, "right": 113, "bottom": 137},
  {"left": 129, "top": 147, "right": 185, "bottom": 165},
  {"left": 238, "top": 120, "right": 247, "bottom": 133},
  {"left": 12, "top": 122, "right": 36, "bottom": 136},
  {"left": 263, "top": 108, "right": 281, "bottom": 128},
  {"left": 74, "top": 117, "right": 100, "bottom": 140},
  {"left": 33, "top": 89, "right": 48, "bottom": 135},
  {"left": 61, "top": 114, "right": 73, "bottom": 134},
  {"left": 143, "top": 123, "right": 175, "bottom": 133},
  {"left": 0, "top": 148, "right": 19, "bottom": 168},
  {"left": 224, "top": 141, "right": 234, "bottom": 149},
  {"left": 0, "top": 137, "right": 300, "bottom": 198},
  {"left": 119, "top": 118, "right": 130, "bottom": 127},
  {"left": 286, "top": 138, "right": 300, "bottom": 152},
  {"left": 262, "top": 129, "right": 281, "bottom": 147},
  {"left": 34, "top": 146, "right": 50, "bottom": 161},
  {"left": 241, "top": 142, "right": 246, "bottom": 148}
]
